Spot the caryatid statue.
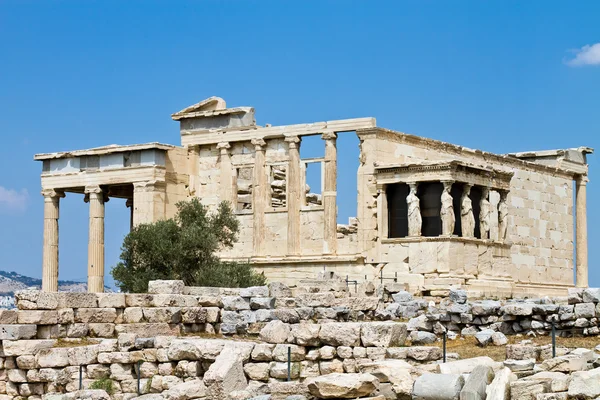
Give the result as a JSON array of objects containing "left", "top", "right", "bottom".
[
  {"left": 498, "top": 190, "right": 509, "bottom": 241},
  {"left": 479, "top": 186, "right": 491, "bottom": 239},
  {"left": 440, "top": 181, "right": 455, "bottom": 236},
  {"left": 407, "top": 183, "right": 422, "bottom": 236},
  {"left": 461, "top": 184, "right": 475, "bottom": 238}
]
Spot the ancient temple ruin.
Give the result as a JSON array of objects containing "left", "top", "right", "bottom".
[{"left": 35, "top": 97, "right": 592, "bottom": 297}]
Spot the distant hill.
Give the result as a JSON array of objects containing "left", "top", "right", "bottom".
[{"left": 0, "top": 270, "right": 112, "bottom": 296}]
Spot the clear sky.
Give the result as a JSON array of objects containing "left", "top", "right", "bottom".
[{"left": 1, "top": 1, "right": 599, "bottom": 288}]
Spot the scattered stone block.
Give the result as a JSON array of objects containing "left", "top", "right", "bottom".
[
  {"left": 361, "top": 322, "right": 407, "bottom": 347},
  {"left": 307, "top": 373, "right": 379, "bottom": 399},
  {"left": 486, "top": 367, "right": 517, "bottom": 400},
  {"left": 460, "top": 365, "right": 494, "bottom": 400},
  {"left": 439, "top": 356, "right": 500, "bottom": 375},
  {"left": 413, "top": 373, "right": 464, "bottom": 400}
]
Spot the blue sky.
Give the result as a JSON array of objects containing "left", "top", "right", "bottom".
[{"left": 1, "top": 1, "right": 599, "bottom": 288}]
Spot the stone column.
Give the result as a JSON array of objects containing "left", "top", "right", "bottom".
[
  {"left": 41, "top": 189, "right": 65, "bottom": 292},
  {"left": 85, "top": 185, "right": 106, "bottom": 293},
  {"left": 461, "top": 184, "right": 475, "bottom": 238},
  {"left": 322, "top": 132, "right": 338, "bottom": 254},
  {"left": 285, "top": 136, "right": 301, "bottom": 256},
  {"left": 133, "top": 181, "right": 166, "bottom": 226},
  {"left": 217, "top": 142, "right": 233, "bottom": 205},
  {"left": 126, "top": 198, "right": 133, "bottom": 231},
  {"left": 440, "top": 181, "right": 455, "bottom": 236},
  {"left": 498, "top": 190, "right": 509, "bottom": 241},
  {"left": 407, "top": 182, "right": 422, "bottom": 237},
  {"left": 479, "top": 186, "right": 491, "bottom": 240},
  {"left": 576, "top": 176, "right": 589, "bottom": 288},
  {"left": 251, "top": 138, "right": 267, "bottom": 257}
]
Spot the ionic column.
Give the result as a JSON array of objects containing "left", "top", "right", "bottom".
[
  {"left": 576, "top": 176, "right": 589, "bottom": 288},
  {"left": 285, "top": 136, "right": 301, "bottom": 256},
  {"left": 41, "top": 189, "right": 65, "bottom": 292},
  {"left": 85, "top": 185, "right": 106, "bottom": 293},
  {"left": 217, "top": 142, "right": 233, "bottom": 205},
  {"left": 498, "top": 190, "right": 509, "bottom": 241},
  {"left": 125, "top": 198, "right": 133, "bottom": 231},
  {"left": 251, "top": 138, "right": 267, "bottom": 256},
  {"left": 132, "top": 181, "right": 166, "bottom": 226},
  {"left": 322, "top": 132, "right": 338, "bottom": 254},
  {"left": 440, "top": 181, "right": 455, "bottom": 236}
]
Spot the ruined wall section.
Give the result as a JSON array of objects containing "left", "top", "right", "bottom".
[
  {"left": 361, "top": 129, "right": 575, "bottom": 290},
  {"left": 164, "top": 148, "right": 190, "bottom": 220}
]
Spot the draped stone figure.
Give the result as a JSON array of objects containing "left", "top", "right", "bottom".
[
  {"left": 479, "top": 186, "right": 491, "bottom": 239},
  {"left": 407, "top": 183, "right": 422, "bottom": 237},
  {"left": 498, "top": 190, "right": 509, "bottom": 241},
  {"left": 461, "top": 184, "right": 475, "bottom": 238},
  {"left": 440, "top": 181, "right": 455, "bottom": 236}
]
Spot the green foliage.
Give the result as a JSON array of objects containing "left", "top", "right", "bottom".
[
  {"left": 111, "top": 198, "right": 266, "bottom": 292},
  {"left": 90, "top": 378, "right": 114, "bottom": 395}
]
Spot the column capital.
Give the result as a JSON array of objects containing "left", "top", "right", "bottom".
[
  {"left": 321, "top": 131, "right": 337, "bottom": 141},
  {"left": 84, "top": 185, "right": 103, "bottom": 195},
  {"left": 251, "top": 138, "right": 266, "bottom": 150},
  {"left": 41, "top": 188, "right": 65, "bottom": 199},
  {"left": 441, "top": 180, "right": 454, "bottom": 187},
  {"left": 133, "top": 180, "right": 165, "bottom": 192},
  {"left": 217, "top": 142, "right": 231, "bottom": 151},
  {"left": 284, "top": 136, "right": 300, "bottom": 149},
  {"left": 125, "top": 198, "right": 133, "bottom": 208},
  {"left": 577, "top": 175, "right": 590, "bottom": 185}
]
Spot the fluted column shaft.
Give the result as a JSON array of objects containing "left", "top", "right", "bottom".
[
  {"left": 217, "top": 142, "right": 233, "bottom": 205},
  {"left": 285, "top": 136, "right": 301, "bottom": 256},
  {"left": 132, "top": 181, "right": 166, "bottom": 226},
  {"left": 252, "top": 139, "right": 267, "bottom": 256},
  {"left": 86, "top": 186, "right": 105, "bottom": 293},
  {"left": 576, "top": 176, "right": 589, "bottom": 288},
  {"left": 42, "top": 189, "right": 64, "bottom": 292},
  {"left": 322, "top": 132, "right": 337, "bottom": 254}
]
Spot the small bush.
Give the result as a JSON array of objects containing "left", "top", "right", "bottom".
[{"left": 90, "top": 378, "right": 114, "bottom": 395}]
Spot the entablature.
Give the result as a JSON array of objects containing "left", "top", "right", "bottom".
[{"left": 374, "top": 161, "right": 513, "bottom": 191}]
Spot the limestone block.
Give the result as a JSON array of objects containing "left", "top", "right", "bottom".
[
  {"left": 526, "top": 371, "right": 571, "bottom": 392},
  {"left": 67, "top": 345, "right": 99, "bottom": 366},
  {"left": 197, "top": 295, "right": 222, "bottom": 307},
  {"left": 492, "top": 332, "right": 508, "bottom": 346},
  {"left": 407, "top": 314, "right": 432, "bottom": 331},
  {"left": 152, "top": 294, "right": 198, "bottom": 307},
  {"left": 535, "top": 394, "right": 567, "bottom": 400},
  {"left": 510, "top": 380, "right": 549, "bottom": 400},
  {"left": 307, "top": 373, "right": 379, "bottom": 399},
  {"left": 240, "top": 286, "right": 269, "bottom": 298},
  {"left": 0, "top": 325, "right": 37, "bottom": 340},
  {"left": 0, "top": 310, "right": 17, "bottom": 323},
  {"left": 164, "top": 379, "right": 207, "bottom": 400},
  {"left": 96, "top": 293, "right": 126, "bottom": 308},
  {"left": 251, "top": 344, "right": 275, "bottom": 361},
  {"left": 540, "top": 355, "right": 586, "bottom": 373},
  {"left": 114, "top": 323, "right": 179, "bottom": 337},
  {"left": 319, "top": 359, "right": 345, "bottom": 374},
  {"left": 58, "top": 293, "right": 98, "bottom": 308},
  {"left": 407, "top": 346, "right": 442, "bottom": 362},
  {"left": 460, "top": 365, "right": 494, "bottom": 400},
  {"left": 504, "top": 359, "right": 535, "bottom": 372},
  {"left": 486, "top": 367, "right": 516, "bottom": 400},
  {"left": 87, "top": 364, "right": 110, "bottom": 379},
  {"left": 319, "top": 323, "right": 361, "bottom": 346},
  {"left": 391, "top": 291, "right": 413, "bottom": 303},
  {"left": 16, "top": 290, "right": 58, "bottom": 310},
  {"left": 16, "top": 354, "right": 36, "bottom": 369},
  {"left": 273, "top": 308, "right": 300, "bottom": 323},
  {"left": 574, "top": 303, "right": 595, "bottom": 318},
  {"left": 290, "top": 323, "right": 320, "bottom": 346},
  {"left": 250, "top": 297, "right": 276, "bottom": 310},
  {"left": 297, "top": 293, "right": 335, "bottom": 308},
  {"left": 17, "top": 310, "right": 58, "bottom": 324},
  {"left": 361, "top": 322, "right": 407, "bottom": 347},
  {"left": 410, "top": 331, "right": 437, "bottom": 345},
  {"left": 221, "top": 296, "right": 251, "bottom": 311},
  {"left": 439, "top": 357, "right": 501, "bottom": 375},
  {"left": 471, "top": 300, "right": 502, "bottom": 316},
  {"left": 258, "top": 320, "right": 291, "bottom": 344},
  {"left": 243, "top": 362, "right": 270, "bottom": 381},
  {"left": 319, "top": 346, "right": 336, "bottom": 360},
  {"left": 474, "top": 329, "right": 495, "bottom": 346},
  {"left": 2, "top": 339, "right": 56, "bottom": 356},
  {"left": 270, "top": 361, "right": 301, "bottom": 379},
  {"left": 125, "top": 294, "right": 154, "bottom": 307},
  {"left": 582, "top": 288, "right": 600, "bottom": 303},
  {"left": 268, "top": 282, "right": 292, "bottom": 298},
  {"left": 88, "top": 323, "right": 115, "bottom": 337},
  {"left": 272, "top": 344, "right": 305, "bottom": 362},
  {"left": 255, "top": 309, "right": 275, "bottom": 322},
  {"left": 148, "top": 280, "right": 185, "bottom": 295},
  {"left": 205, "top": 307, "right": 220, "bottom": 323},
  {"left": 179, "top": 307, "right": 207, "bottom": 324},
  {"left": 502, "top": 304, "right": 534, "bottom": 316},
  {"left": 567, "top": 367, "right": 600, "bottom": 399},
  {"left": 412, "top": 373, "right": 464, "bottom": 400},
  {"left": 301, "top": 360, "right": 321, "bottom": 378},
  {"left": 506, "top": 344, "right": 540, "bottom": 361},
  {"left": 142, "top": 307, "right": 182, "bottom": 323},
  {"left": 74, "top": 308, "right": 117, "bottom": 323},
  {"left": 123, "top": 308, "right": 144, "bottom": 323},
  {"left": 36, "top": 347, "right": 70, "bottom": 368}
]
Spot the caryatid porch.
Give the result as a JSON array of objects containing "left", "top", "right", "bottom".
[{"left": 35, "top": 143, "right": 184, "bottom": 292}]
